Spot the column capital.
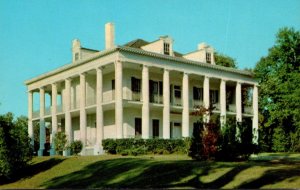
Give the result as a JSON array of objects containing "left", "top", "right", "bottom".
[
  {"left": 96, "top": 66, "right": 104, "bottom": 71},
  {"left": 220, "top": 78, "right": 227, "bottom": 82},
  {"left": 65, "top": 77, "right": 72, "bottom": 82},
  {"left": 80, "top": 72, "right": 87, "bottom": 76},
  {"left": 204, "top": 76, "right": 210, "bottom": 80},
  {"left": 183, "top": 72, "right": 189, "bottom": 76},
  {"left": 39, "top": 86, "right": 45, "bottom": 90}
]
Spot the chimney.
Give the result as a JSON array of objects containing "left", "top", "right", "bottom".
[
  {"left": 105, "top": 22, "right": 115, "bottom": 49},
  {"left": 72, "top": 39, "right": 81, "bottom": 63}
]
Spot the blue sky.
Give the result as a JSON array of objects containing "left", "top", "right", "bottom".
[{"left": 0, "top": 0, "right": 299, "bottom": 117}]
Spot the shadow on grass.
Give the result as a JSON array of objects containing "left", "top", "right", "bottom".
[
  {"left": 42, "top": 157, "right": 254, "bottom": 189},
  {"left": 0, "top": 157, "right": 65, "bottom": 185},
  {"left": 42, "top": 157, "right": 300, "bottom": 189},
  {"left": 238, "top": 165, "right": 300, "bottom": 189}
]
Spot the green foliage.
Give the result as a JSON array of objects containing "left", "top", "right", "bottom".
[
  {"left": 254, "top": 27, "right": 300, "bottom": 152},
  {"left": 272, "top": 127, "right": 290, "bottom": 152},
  {"left": 215, "top": 52, "right": 237, "bottom": 68},
  {"left": 70, "top": 140, "right": 83, "bottom": 155},
  {"left": 54, "top": 132, "right": 67, "bottom": 155},
  {"left": 0, "top": 113, "right": 32, "bottom": 179},
  {"left": 102, "top": 138, "right": 191, "bottom": 156}
]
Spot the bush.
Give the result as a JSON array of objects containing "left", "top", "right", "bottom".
[
  {"left": 102, "top": 138, "right": 189, "bottom": 156},
  {"left": 70, "top": 140, "right": 83, "bottom": 155},
  {"left": 0, "top": 113, "right": 33, "bottom": 179},
  {"left": 54, "top": 132, "right": 67, "bottom": 155}
]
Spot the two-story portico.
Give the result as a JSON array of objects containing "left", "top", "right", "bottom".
[{"left": 25, "top": 23, "right": 258, "bottom": 156}]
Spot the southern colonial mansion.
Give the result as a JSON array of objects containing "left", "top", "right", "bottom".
[{"left": 25, "top": 23, "right": 258, "bottom": 156}]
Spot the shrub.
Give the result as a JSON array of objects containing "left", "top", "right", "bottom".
[
  {"left": 272, "top": 127, "right": 290, "bottom": 152},
  {"left": 70, "top": 140, "right": 83, "bottom": 155},
  {"left": 54, "top": 132, "right": 67, "bottom": 155},
  {"left": 102, "top": 138, "right": 188, "bottom": 155}
]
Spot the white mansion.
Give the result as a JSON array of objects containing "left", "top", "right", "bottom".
[{"left": 25, "top": 23, "right": 258, "bottom": 156}]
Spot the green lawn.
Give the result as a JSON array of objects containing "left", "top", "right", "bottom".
[{"left": 1, "top": 153, "right": 300, "bottom": 189}]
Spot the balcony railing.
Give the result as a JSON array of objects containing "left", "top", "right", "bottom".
[
  {"left": 150, "top": 94, "right": 163, "bottom": 104},
  {"left": 131, "top": 92, "right": 141, "bottom": 101},
  {"left": 172, "top": 97, "right": 182, "bottom": 106},
  {"left": 45, "top": 107, "right": 51, "bottom": 115},
  {"left": 32, "top": 111, "right": 39, "bottom": 118},
  {"left": 103, "top": 90, "right": 115, "bottom": 102},
  {"left": 86, "top": 97, "right": 96, "bottom": 106},
  {"left": 227, "top": 104, "right": 236, "bottom": 112},
  {"left": 213, "top": 103, "right": 220, "bottom": 111},
  {"left": 244, "top": 106, "right": 253, "bottom": 114},
  {"left": 193, "top": 99, "right": 203, "bottom": 107},
  {"left": 56, "top": 105, "right": 63, "bottom": 113}
]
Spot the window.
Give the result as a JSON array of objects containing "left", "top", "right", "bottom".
[
  {"left": 75, "top": 53, "right": 79, "bottom": 61},
  {"left": 164, "top": 43, "right": 170, "bottom": 55},
  {"left": 193, "top": 87, "right": 203, "bottom": 100},
  {"left": 135, "top": 118, "right": 142, "bottom": 136},
  {"left": 149, "top": 80, "right": 163, "bottom": 103},
  {"left": 152, "top": 119, "right": 159, "bottom": 138},
  {"left": 131, "top": 77, "right": 141, "bottom": 92},
  {"left": 112, "top": 79, "right": 115, "bottom": 90},
  {"left": 210, "top": 90, "right": 219, "bottom": 104},
  {"left": 206, "top": 52, "right": 211, "bottom": 63},
  {"left": 174, "top": 85, "right": 181, "bottom": 98}
]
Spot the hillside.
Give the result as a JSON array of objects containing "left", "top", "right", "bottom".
[{"left": 1, "top": 154, "right": 300, "bottom": 189}]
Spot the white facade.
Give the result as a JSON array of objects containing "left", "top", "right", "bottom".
[{"left": 25, "top": 23, "right": 259, "bottom": 156}]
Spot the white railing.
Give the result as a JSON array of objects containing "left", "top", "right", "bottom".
[
  {"left": 103, "top": 90, "right": 115, "bottom": 102},
  {"left": 193, "top": 99, "right": 203, "bottom": 107},
  {"left": 86, "top": 96, "right": 96, "bottom": 106},
  {"left": 56, "top": 105, "right": 63, "bottom": 113},
  {"left": 131, "top": 92, "right": 141, "bottom": 101},
  {"left": 173, "top": 97, "right": 182, "bottom": 106},
  {"left": 213, "top": 103, "right": 220, "bottom": 111},
  {"left": 150, "top": 94, "right": 163, "bottom": 104},
  {"left": 32, "top": 111, "right": 39, "bottom": 118},
  {"left": 244, "top": 106, "right": 253, "bottom": 114},
  {"left": 228, "top": 104, "right": 236, "bottom": 112},
  {"left": 45, "top": 107, "right": 51, "bottom": 115}
]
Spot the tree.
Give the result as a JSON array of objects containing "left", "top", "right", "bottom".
[
  {"left": 0, "top": 113, "right": 32, "bottom": 179},
  {"left": 215, "top": 52, "right": 237, "bottom": 68},
  {"left": 254, "top": 27, "right": 300, "bottom": 152}
]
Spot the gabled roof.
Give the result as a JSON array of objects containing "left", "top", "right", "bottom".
[
  {"left": 124, "top": 38, "right": 183, "bottom": 57},
  {"left": 124, "top": 39, "right": 149, "bottom": 48}
]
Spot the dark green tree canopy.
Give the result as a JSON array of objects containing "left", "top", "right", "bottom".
[
  {"left": 215, "top": 52, "right": 237, "bottom": 68},
  {"left": 254, "top": 27, "right": 300, "bottom": 152}
]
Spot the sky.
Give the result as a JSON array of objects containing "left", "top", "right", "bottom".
[{"left": 0, "top": 0, "right": 299, "bottom": 117}]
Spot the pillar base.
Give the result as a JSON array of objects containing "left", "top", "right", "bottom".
[
  {"left": 63, "top": 150, "right": 70, "bottom": 156},
  {"left": 38, "top": 149, "right": 44, "bottom": 156},
  {"left": 94, "top": 144, "right": 104, "bottom": 155},
  {"left": 50, "top": 148, "right": 56, "bottom": 156}
]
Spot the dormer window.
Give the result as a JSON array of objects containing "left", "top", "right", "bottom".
[
  {"left": 206, "top": 52, "right": 211, "bottom": 63},
  {"left": 75, "top": 53, "right": 79, "bottom": 61},
  {"left": 164, "top": 43, "right": 170, "bottom": 55}
]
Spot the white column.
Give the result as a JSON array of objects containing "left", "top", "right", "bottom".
[
  {"left": 95, "top": 67, "right": 104, "bottom": 155},
  {"left": 38, "top": 87, "right": 46, "bottom": 156},
  {"left": 220, "top": 79, "right": 226, "bottom": 128},
  {"left": 235, "top": 82, "right": 242, "bottom": 141},
  {"left": 64, "top": 78, "right": 72, "bottom": 156},
  {"left": 182, "top": 73, "right": 189, "bottom": 137},
  {"left": 115, "top": 60, "right": 123, "bottom": 138},
  {"left": 80, "top": 73, "right": 87, "bottom": 155},
  {"left": 163, "top": 69, "right": 170, "bottom": 139},
  {"left": 142, "top": 65, "right": 150, "bottom": 139},
  {"left": 50, "top": 83, "right": 58, "bottom": 155},
  {"left": 28, "top": 91, "right": 34, "bottom": 146},
  {"left": 236, "top": 82, "right": 242, "bottom": 122},
  {"left": 252, "top": 85, "right": 259, "bottom": 144},
  {"left": 203, "top": 76, "right": 210, "bottom": 122}
]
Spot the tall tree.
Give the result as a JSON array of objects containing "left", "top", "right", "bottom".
[
  {"left": 215, "top": 52, "right": 237, "bottom": 68},
  {"left": 254, "top": 27, "right": 300, "bottom": 152}
]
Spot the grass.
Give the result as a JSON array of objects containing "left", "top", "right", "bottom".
[{"left": 1, "top": 153, "right": 300, "bottom": 189}]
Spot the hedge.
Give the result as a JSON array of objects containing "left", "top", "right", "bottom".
[{"left": 102, "top": 138, "right": 191, "bottom": 156}]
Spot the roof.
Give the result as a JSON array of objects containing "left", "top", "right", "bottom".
[
  {"left": 124, "top": 38, "right": 183, "bottom": 57},
  {"left": 25, "top": 45, "right": 255, "bottom": 85},
  {"left": 81, "top": 47, "right": 99, "bottom": 52}
]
